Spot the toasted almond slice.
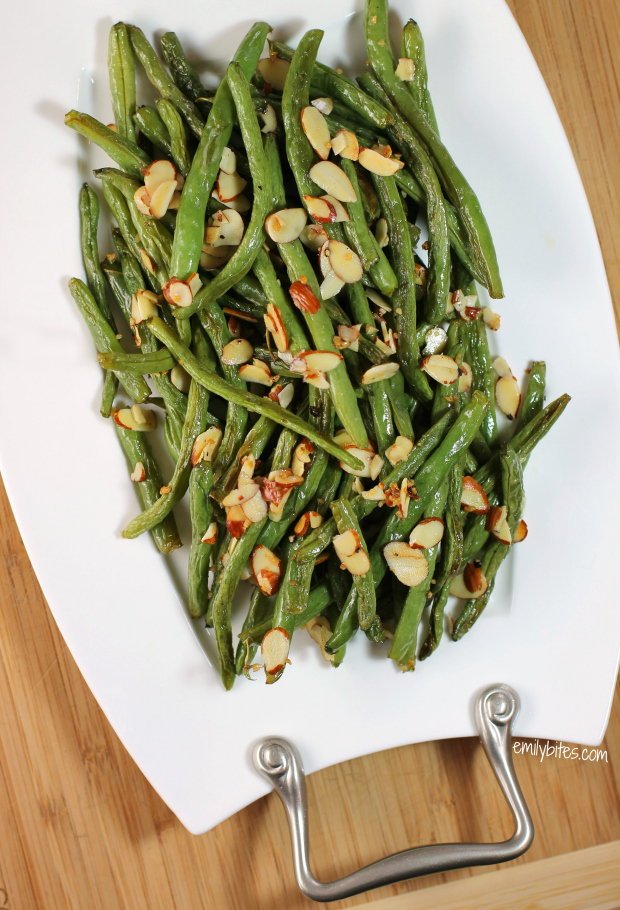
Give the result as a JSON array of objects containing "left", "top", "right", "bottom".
[
  {"left": 372, "top": 143, "right": 393, "bottom": 158},
  {"left": 309, "top": 161, "right": 357, "bottom": 203},
  {"left": 482, "top": 307, "right": 501, "bottom": 331},
  {"left": 451, "top": 568, "right": 488, "bottom": 599},
  {"left": 205, "top": 209, "right": 244, "bottom": 247},
  {"left": 301, "top": 105, "right": 331, "bottom": 160},
  {"left": 191, "top": 426, "right": 223, "bottom": 465},
  {"left": 361, "top": 362, "right": 400, "bottom": 385},
  {"left": 264, "top": 303, "right": 289, "bottom": 353},
  {"left": 211, "top": 187, "right": 252, "bottom": 213},
  {"left": 130, "top": 461, "right": 146, "bottom": 482},
  {"left": 219, "top": 147, "right": 236, "bottom": 175},
  {"left": 269, "top": 486, "right": 293, "bottom": 520},
  {"left": 361, "top": 484, "right": 385, "bottom": 502},
  {"left": 461, "top": 476, "right": 490, "bottom": 514},
  {"left": 423, "top": 326, "right": 448, "bottom": 355},
  {"left": 307, "top": 511, "right": 323, "bottom": 530},
  {"left": 300, "top": 223, "right": 329, "bottom": 252},
  {"left": 113, "top": 407, "right": 156, "bottom": 432},
  {"left": 139, "top": 248, "right": 156, "bottom": 274},
  {"left": 304, "top": 195, "right": 337, "bottom": 224},
  {"left": 201, "top": 521, "right": 218, "bottom": 545},
  {"left": 134, "top": 185, "right": 151, "bottom": 215},
  {"left": 270, "top": 469, "right": 304, "bottom": 489},
  {"left": 421, "top": 354, "right": 459, "bottom": 385},
  {"left": 369, "top": 454, "right": 384, "bottom": 481},
  {"left": 335, "top": 323, "right": 361, "bottom": 353},
  {"left": 358, "top": 147, "right": 404, "bottom": 176},
  {"left": 222, "top": 484, "right": 261, "bottom": 509},
  {"left": 303, "top": 370, "right": 329, "bottom": 390},
  {"left": 258, "top": 103, "right": 277, "bottom": 133},
  {"left": 238, "top": 358, "right": 274, "bottom": 386},
  {"left": 199, "top": 245, "right": 236, "bottom": 269},
  {"left": 188, "top": 272, "right": 201, "bottom": 296},
  {"left": 463, "top": 563, "right": 487, "bottom": 595},
  {"left": 457, "top": 361, "right": 473, "bottom": 394},
  {"left": 222, "top": 338, "right": 253, "bottom": 366},
  {"left": 334, "top": 430, "right": 354, "bottom": 447},
  {"left": 262, "top": 626, "right": 290, "bottom": 681},
  {"left": 395, "top": 57, "right": 416, "bottom": 81},
  {"left": 492, "top": 357, "right": 512, "bottom": 378},
  {"left": 227, "top": 315, "right": 241, "bottom": 338},
  {"left": 375, "top": 217, "right": 389, "bottom": 248},
  {"left": 131, "top": 289, "right": 158, "bottom": 324},
  {"left": 239, "top": 454, "right": 256, "bottom": 480},
  {"left": 252, "top": 546, "right": 283, "bottom": 599},
  {"left": 277, "top": 383, "right": 295, "bottom": 409},
  {"left": 289, "top": 280, "right": 322, "bottom": 313},
  {"left": 366, "top": 288, "right": 392, "bottom": 312},
  {"left": 409, "top": 517, "right": 445, "bottom": 550},
  {"left": 305, "top": 615, "right": 334, "bottom": 662},
  {"left": 311, "top": 96, "right": 334, "bottom": 115},
  {"left": 342, "top": 549, "right": 372, "bottom": 576},
  {"left": 339, "top": 446, "right": 375, "bottom": 478},
  {"left": 514, "top": 519, "right": 528, "bottom": 542},
  {"left": 333, "top": 528, "right": 361, "bottom": 560},
  {"left": 294, "top": 513, "right": 311, "bottom": 536},
  {"left": 320, "top": 270, "right": 345, "bottom": 300},
  {"left": 321, "top": 195, "right": 350, "bottom": 223},
  {"left": 241, "top": 490, "right": 268, "bottom": 523},
  {"left": 226, "top": 505, "right": 251, "bottom": 538},
  {"left": 162, "top": 277, "right": 193, "bottom": 308},
  {"left": 217, "top": 170, "right": 247, "bottom": 202},
  {"left": 496, "top": 375, "right": 521, "bottom": 420},
  {"left": 330, "top": 128, "right": 359, "bottom": 160},
  {"left": 486, "top": 505, "right": 512, "bottom": 544},
  {"left": 142, "top": 159, "right": 177, "bottom": 195},
  {"left": 170, "top": 363, "right": 191, "bottom": 393},
  {"left": 327, "top": 239, "right": 363, "bottom": 283},
  {"left": 385, "top": 435, "right": 414, "bottom": 466},
  {"left": 265, "top": 208, "right": 307, "bottom": 243},
  {"left": 297, "top": 350, "right": 343, "bottom": 373},
  {"left": 257, "top": 56, "right": 290, "bottom": 91},
  {"left": 149, "top": 178, "right": 177, "bottom": 218},
  {"left": 383, "top": 541, "right": 429, "bottom": 587}
]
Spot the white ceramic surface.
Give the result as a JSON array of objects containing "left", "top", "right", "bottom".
[{"left": 1, "top": 0, "right": 619, "bottom": 835}]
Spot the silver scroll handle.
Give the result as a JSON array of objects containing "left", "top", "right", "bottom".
[{"left": 253, "top": 683, "right": 534, "bottom": 903}]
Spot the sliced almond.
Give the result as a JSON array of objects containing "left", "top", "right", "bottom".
[
  {"left": 241, "top": 490, "right": 268, "bottom": 523},
  {"left": 134, "top": 186, "right": 151, "bottom": 215},
  {"left": 342, "top": 549, "right": 371, "bottom": 575},
  {"left": 334, "top": 430, "right": 354, "bottom": 447},
  {"left": 211, "top": 187, "right": 251, "bottom": 213},
  {"left": 304, "top": 195, "right": 337, "bottom": 224},
  {"left": 294, "top": 513, "right": 311, "bottom": 536},
  {"left": 327, "top": 239, "right": 363, "bottom": 283},
  {"left": 226, "top": 505, "right": 251, "bottom": 538},
  {"left": 409, "top": 517, "right": 444, "bottom": 550},
  {"left": 268, "top": 382, "right": 294, "bottom": 409},
  {"left": 268, "top": 488, "right": 293, "bottom": 520},
  {"left": 200, "top": 245, "right": 236, "bottom": 270},
  {"left": 264, "top": 303, "right": 289, "bottom": 353},
  {"left": 201, "top": 521, "right": 218, "bottom": 545},
  {"left": 217, "top": 170, "right": 247, "bottom": 202},
  {"left": 131, "top": 289, "right": 159, "bottom": 324},
  {"left": 496, "top": 375, "right": 521, "bottom": 421},
  {"left": 130, "top": 461, "right": 146, "bottom": 482},
  {"left": 366, "top": 288, "right": 392, "bottom": 312},
  {"left": 265, "top": 208, "right": 308, "bottom": 243},
  {"left": 170, "top": 363, "right": 191, "bottom": 393},
  {"left": 259, "top": 103, "right": 277, "bottom": 133},
  {"left": 252, "top": 545, "right": 283, "bottom": 598},
  {"left": 289, "top": 279, "right": 322, "bottom": 314},
  {"left": 162, "top": 277, "right": 193, "bottom": 308},
  {"left": 319, "top": 269, "right": 344, "bottom": 300},
  {"left": 300, "top": 223, "right": 329, "bottom": 252},
  {"left": 361, "top": 362, "right": 400, "bottom": 385},
  {"left": 262, "top": 627, "right": 290, "bottom": 681},
  {"left": 463, "top": 562, "right": 487, "bottom": 595},
  {"left": 514, "top": 519, "right": 528, "bottom": 542},
  {"left": 421, "top": 354, "right": 459, "bottom": 385},
  {"left": 451, "top": 568, "right": 488, "bottom": 599},
  {"left": 303, "top": 370, "right": 329, "bottom": 389},
  {"left": 149, "top": 178, "right": 177, "bottom": 218},
  {"left": 321, "top": 195, "right": 350, "bottom": 223},
  {"left": 222, "top": 484, "right": 261, "bottom": 509},
  {"left": 358, "top": 147, "right": 404, "bottom": 176},
  {"left": 291, "top": 350, "right": 343, "bottom": 374},
  {"left": 308, "top": 511, "right": 323, "bottom": 529},
  {"left": 138, "top": 248, "right": 156, "bottom": 275},
  {"left": 142, "top": 159, "right": 177, "bottom": 195},
  {"left": 301, "top": 105, "right": 331, "bottom": 160},
  {"left": 220, "top": 338, "right": 252, "bottom": 366},
  {"left": 219, "top": 147, "right": 236, "bottom": 175},
  {"left": 305, "top": 616, "right": 334, "bottom": 663},
  {"left": 482, "top": 307, "right": 501, "bottom": 331},
  {"left": 335, "top": 323, "right": 361, "bottom": 352},
  {"left": 384, "top": 436, "right": 412, "bottom": 467},
  {"left": 361, "top": 484, "right": 386, "bottom": 502},
  {"left": 374, "top": 217, "right": 389, "bottom": 248},
  {"left": 191, "top": 426, "right": 222, "bottom": 465},
  {"left": 308, "top": 161, "right": 357, "bottom": 203},
  {"left": 257, "top": 56, "right": 290, "bottom": 91},
  {"left": 330, "top": 128, "right": 359, "bottom": 161},
  {"left": 492, "top": 357, "right": 512, "bottom": 378},
  {"left": 113, "top": 407, "right": 156, "bottom": 432},
  {"left": 458, "top": 361, "right": 473, "bottom": 394},
  {"left": 205, "top": 209, "right": 245, "bottom": 248},
  {"left": 461, "top": 476, "right": 490, "bottom": 514},
  {"left": 383, "top": 541, "right": 429, "bottom": 587},
  {"left": 334, "top": 529, "right": 360, "bottom": 560},
  {"left": 395, "top": 57, "right": 416, "bottom": 81},
  {"left": 339, "top": 446, "right": 375, "bottom": 478},
  {"left": 238, "top": 358, "right": 274, "bottom": 386},
  {"left": 311, "top": 97, "right": 334, "bottom": 115},
  {"left": 486, "top": 505, "right": 512, "bottom": 544},
  {"left": 369, "top": 454, "right": 384, "bottom": 481}
]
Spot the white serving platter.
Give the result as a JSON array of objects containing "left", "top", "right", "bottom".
[{"left": 1, "top": 0, "right": 619, "bottom": 835}]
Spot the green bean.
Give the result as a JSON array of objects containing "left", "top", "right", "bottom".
[
  {"left": 388, "top": 478, "right": 448, "bottom": 669},
  {"left": 385, "top": 370, "right": 415, "bottom": 438},
  {"left": 100, "top": 178, "right": 146, "bottom": 268},
  {"left": 133, "top": 105, "right": 173, "bottom": 157},
  {"left": 108, "top": 23, "right": 137, "bottom": 142},
  {"left": 325, "top": 582, "right": 358, "bottom": 653},
  {"left": 365, "top": 229, "right": 399, "bottom": 299},
  {"left": 514, "top": 361, "right": 546, "bottom": 435},
  {"left": 251, "top": 248, "right": 309, "bottom": 356},
  {"left": 125, "top": 24, "right": 204, "bottom": 138},
  {"left": 366, "top": 380, "right": 396, "bottom": 454},
  {"left": 115, "top": 424, "right": 181, "bottom": 554},
  {"left": 331, "top": 498, "right": 376, "bottom": 630},
  {"left": 155, "top": 99, "right": 191, "bottom": 175},
  {"left": 188, "top": 462, "right": 215, "bottom": 617},
  {"left": 338, "top": 158, "right": 378, "bottom": 271},
  {"left": 356, "top": 167, "right": 381, "bottom": 221},
  {"left": 146, "top": 316, "right": 364, "bottom": 468},
  {"left": 469, "top": 317, "right": 498, "bottom": 448},
  {"left": 401, "top": 20, "right": 439, "bottom": 134},
  {"left": 265, "top": 135, "right": 369, "bottom": 449},
  {"left": 160, "top": 32, "right": 206, "bottom": 106},
  {"left": 97, "top": 350, "right": 175, "bottom": 373},
  {"left": 359, "top": 72, "right": 450, "bottom": 325},
  {"left": 419, "top": 580, "right": 450, "bottom": 662},
  {"left": 80, "top": 185, "right": 114, "bottom": 327},
  {"left": 65, "top": 111, "right": 149, "bottom": 180},
  {"left": 311, "top": 460, "right": 342, "bottom": 517},
  {"left": 239, "top": 581, "right": 334, "bottom": 647},
  {"left": 235, "top": 588, "right": 272, "bottom": 675},
  {"left": 168, "top": 22, "right": 270, "bottom": 281},
  {"left": 371, "top": 174, "right": 432, "bottom": 401},
  {"left": 364, "top": 0, "right": 503, "bottom": 298}
]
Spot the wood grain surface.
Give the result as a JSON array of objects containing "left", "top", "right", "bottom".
[{"left": 1, "top": 1, "right": 619, "bottom": 908}]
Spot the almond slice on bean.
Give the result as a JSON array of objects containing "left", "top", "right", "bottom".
[
  {"left": 339, "top": 446, "right": 375, "bottom": 478},
  {"left": 211, "top": 187, "right": 251, "bottom": 213},
  {"left": 238, "top": 358, "right": 274, "bottom": 386},
  {"left": 200, "top": 245, "right": 236, "bottom": 270},
  {"left": 301, "top": 105, "right": 331, "bottom": 160},
  {"left": 513, "top": 519, "right": 528, "bottom": 542},
  {"left": 142, "top": 159, "right": 177, "bottom": 195},
  {"left": 222, "top": 484, "right": 261, "bottom": 509},
  {"left": 149, "top": 178, "right": 177, "bottom": 218},
  {"left": 496, "top": 375, "right": 521, "bottom": 420},
  {"left": 170, "top": 363, "right": 191, "bottom": 393},
  {"left": 451, "top": 567, "right": 488, "bottom": 599},
  {"left": 289, "top": 280, "right": 322, "bottom": 313},
  {"left": 369, "top": 454, "right": 384, "bottom": 481},
  {"left": 311, "top": 97, "right": 334, "bottom": 115},
  {"left": 294, "top": 513, "right": 311, "bottom": 536},
  {"left": 409, "top": 517, "right": 444, "bottom": 550},
  {"left": 262, "top": 627, "right": 290, "bottom": 682},
  {"left": 265, "top": 207, "right": 308, "bottom": 243},
  {"left": 304, "top": 195, "right": 338, "bottom": 224},
  {"left": 162, "top": 277, "right": 193, "bottom": 308},
  {"left": 226, "top": 505, "right": 251, "bottom": 538},
  {"left": 300, "top": 223, "right": 329, "bottom": 252},
  {"left": 308, "top": 161, "right": 357, "bottom": 203},
  {"left": 321, "top": 195, "right": 350, "bottom": 223},
  {"left": 458, "top": 361, "right": 473, "bottom": 393},
  {"left": 461, "top": 476, "right": 490, "bottom": 513},
  {"left": 361, "top": 362, "right": 400, "bottom": 385},
  {"left": 386, "top": 435, "right": 414, "bottom": 466},
  {"left": 138, "top": 248, "right": 156, "bottom": 274},
  {"left": 130, "top": 461, "right": 146, "bottom": 482},
  {"left": 486, "top": 505, "right": 512, "bottom": 544},
  {"left": 259, "top": 103, "right": 277, "bottom": 133},
  {"left": 361, "top": 484, "right": 386, "bottom": 502},
  {"left": 421, "top": 354, "right": 459, "bottom": 385},
  {"left": 334, "top": 430, "right": 354, "bottom": 447},
  {"left": 327, "top": 239, "right": 363, "bottom": 283},
  {"left": 358, "top": 147, "right": 404, "bottom": 176},
  {"left": 423, "top": 326, "right": 448, "bottom": 355},
  {"left": 217, "top": 170, "right": 247, "bottom": 202},
  {"left": 482, "top": 307, "right": 501, "bottom": 331},
  {"left": 222, "top": 338, "right": 253, "bottom": 365},
  {"left": 241, "top": 490, "right": 268, "bottom": 523},
  {"left": 296, "top": 350, "right": 343, "bottom": 373},
  {"left": 134, "top": 186, "right": 151, "bottom": 215},
  {"left": 305, "top": 616, "right": 334, "bottom": 663},
  {"left": 492, "top": 357, "right": 512, "bottom": 378},
  {"left": 383, "top": 541, "right": 429, "bottom": 587},
  {"left": 330, "top": 129, "right": 359, "bottom": 160},
  {"left": 219, "top": 147, "right": 236, "bottom": 175},
  {"left": 334, "top": 529, "right": 368, "bottom": 576},
  {"left": 201, "top": 521, "right": 218, "bottom": 545},
  {"left": 395, "top": 57, "right": 416, "bottom": 81},
  {"left": 264, "top": 303, "right": 289, "bottom": 353},
  {"left": 131, "top": 289, "right": 159, "bottom": 324},
  {"left": 252, "top": 545, "right": 283, "bottom": 597},
  {"left": 113, "top": 406, "right": 156, "bottom": 432},
  {"left": 269, "top": 382, "right": 294, "bottom": 409},
  {"left": 304, "top": 370, "right": 330, "bottom": 390},
  {"left": 375, "top": 217, "right": 389, "bottom": 248},
  {"left": 320, "top": 270, "right": 345, "bottom": 300},
  {"left": 205, "top": 209, "right": 245, "bottom": 247},
  {"left": 257, "top": 56, "right": 290, "bottom": 91},
  {"left": 334, "top": 323, "right": 361, "bottom": 352},
  {"left": 191, "top": 426, "right": 223, "bottom": 465}
]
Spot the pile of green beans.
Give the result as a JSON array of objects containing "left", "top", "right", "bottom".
[{"left": 66, "top": 5, "right": 568, "bottom": 690}]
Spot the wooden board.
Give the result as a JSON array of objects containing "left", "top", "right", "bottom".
[{"left": 0, "top": 0, "right": 619, "bottom": 907}]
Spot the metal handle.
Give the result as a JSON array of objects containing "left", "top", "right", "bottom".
[{"left": 253, "top": 683, "right": 534, "bottom": 902}]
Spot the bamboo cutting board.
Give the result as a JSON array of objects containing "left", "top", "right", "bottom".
[{"left": 0, "top": 0, "right": 619, "bottom": 907}]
